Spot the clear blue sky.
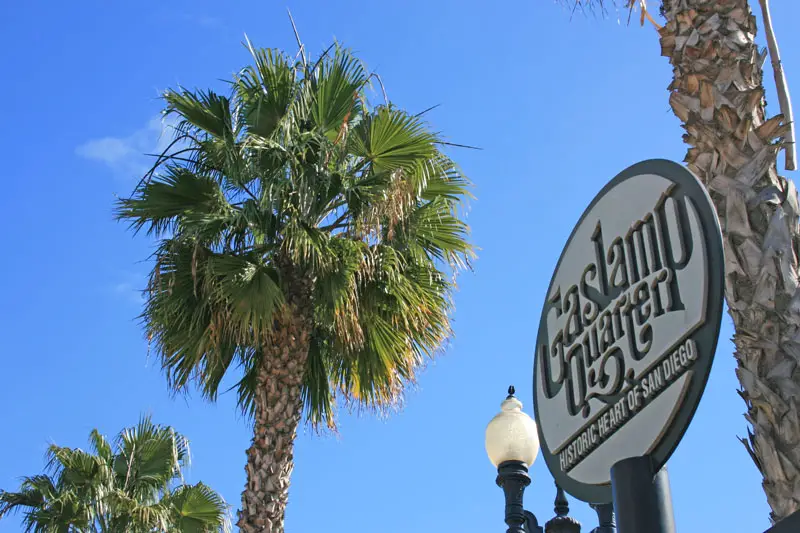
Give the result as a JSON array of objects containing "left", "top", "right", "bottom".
[{"left": 2, "top": 1, "right": 798, "bottom": 532}]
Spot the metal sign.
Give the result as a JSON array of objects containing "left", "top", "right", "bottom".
[{"left": 533, "top": 159, "right": 724, "bottom": 503}]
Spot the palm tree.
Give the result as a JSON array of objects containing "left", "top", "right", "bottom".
[
  {"left": 0, "top": 417, "right": 230, "bottom": 532},
  {"left": 565, "top": 0, "right": 800, "bottom": 522},
  {"left": 115, "top": 39, "right": 473, "bottom": 533}
]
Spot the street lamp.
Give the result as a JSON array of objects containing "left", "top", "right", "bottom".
[
  {"left": 485, "top": 385, "right": 542, "bottom": 533},
  {"left": 485, "top": 386, "right": 615, "bottom": 533}
]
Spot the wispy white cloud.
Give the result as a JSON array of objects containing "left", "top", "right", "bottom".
[
  {"left": 186, "top": 14, "right": 223, "bottom": 28},
  {"left": 110, "top": 271, "right": 148, "bottom": 306},
  {"left": 153, "top": 10, "right": 226, "bottom": 31},
  {"left": 113, "top": 281, "right": 146, "bottom": 305},
  {"left": 76, "top": 115, "right": 179, "bottom": 180}
]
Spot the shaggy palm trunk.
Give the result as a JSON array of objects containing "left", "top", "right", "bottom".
[
  {"left": 660, "top": 0, "right": 800, "bottom": 521},
  {"left": 238, "top": 276, "right": 312, "bottom": 533}
]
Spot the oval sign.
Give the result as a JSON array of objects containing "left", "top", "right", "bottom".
[{"left": 532, "top": 159, "right": 724, "bottom": 503}]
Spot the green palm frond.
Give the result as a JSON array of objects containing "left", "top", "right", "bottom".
[
  {"left": 311, "top": 46, "right": 366, "bottom": 139},
  {"left": 46, "top": 445, "right": 112, "bottom": 503},
  {"left": 231, "top": 346, "right": 262, "bottom": 420},
  {"left": 205, "top": 252, "right": 284, "bottom": 340},
  {"left": 115, "top": 167, "right": 230, "bottom": 238},
  {"left": 302, "top": 335, "right": 336, "bottom": 428},
  {"left": 282, "top": 220, "right": 336, "bottom": 273},
  {"left": 237, "top": 42, "right": 296, "bottom": 139},
  {"left": 166, "top": 482, "right": 231, "bottom": 533},
  {"left": 351, "top": 106, "right": 438, "bottom": 171},
  {"left": 418, "top": 153, "right": 472, "bottom": 203},
  {"left": 165, "top": 89, "right": 237, "bottom": 142},
  {"left": 115, "top": 416, "right": 191, "bottom": 497},
  {"left": 403, "top": 197, "right": 472, "bottom": 268},
  {"left": 88, "top": 430, "right": 113, "bottom": 465},
  {"left": 1, "top": 475, "right": 93, "bottom": 533},
  {"left": 0, "top": 479, "right": 50, "bottom": 519}
]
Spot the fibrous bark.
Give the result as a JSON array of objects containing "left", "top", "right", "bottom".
[
  {"left": 238, "top": 269, "right": 313, "bottom": 533},
  {"left": 660, "top": 0, "right": 800, "bottom": 521}
]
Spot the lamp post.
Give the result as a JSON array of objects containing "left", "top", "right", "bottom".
[{"left": 485, "top": 386, "right": 616, "bottom": 533}]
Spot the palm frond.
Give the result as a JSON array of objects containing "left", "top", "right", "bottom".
[
  {"left": 0, "top": 482, "right": 49, "bottom": 519},
  {"left": 237, "top": 44, "right": 295, "bottom": 139},
  {"left": 302, "top": 335, "right": 336, "bottom": 429},
  {"left": 282, "top": 220, "right": 335, "bottom": 273},
  {"left": 205, "top": 252, "right": 284, "bottom": 340},
  {"left": 114, "top": 415, "right": 191, "bottom": 500},
  {"left": 311, "top": 46, "right": 366, "bottom": 140},
  {"left": 351, "top": 106, "right": 438, "bottom": 172},
  {"left": 417, "top": 153, "right": 472, "bottom": 203},
  {"left": 402, "top": 197, "right": 473, "bottom": 269},
  {"left": 166, "top": 482, "right": 231, "bottom": 533},
  {"left": 165, "top": 89, "right": 237, "bottom": 142},
  {"left": 89, "top": 429, "right": 113, "bottom": 465},
  {"left": 115, "top": 166, "right": 231, "bottom": 238}
]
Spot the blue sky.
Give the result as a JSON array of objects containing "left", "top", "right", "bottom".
[{"left": 1, "top": 1, "right": 798, "bottom": 531}]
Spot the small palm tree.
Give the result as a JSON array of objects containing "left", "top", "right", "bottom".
[
  {"left": 115, "top": 39, "right": 473, "bottom": 532},
  {"left": 0, "top": 417, "right": 230, "bottom": 532}
]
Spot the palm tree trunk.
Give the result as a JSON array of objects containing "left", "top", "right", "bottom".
[
  {"left": 238, "top": 283, "right": 312, "bottom": 533},
  {"left": 659, "top": 0, "right": 800, "bottom": 521}
]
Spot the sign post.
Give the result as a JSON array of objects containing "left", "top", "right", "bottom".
[
  {"left": 532, "top": 160, "right": 725, "bottom": 528},
  {"left": 610, "top": 456, "right": 675, "bottom": 533}
]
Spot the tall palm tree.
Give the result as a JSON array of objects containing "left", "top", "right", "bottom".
[
  {"left": 115, "top": 40, "right": 473, "bottom": 533},
  {"left": 566, "top": 0, "right": 799, "bottom": 522},
  {"left": 0, "top": 417, "right": 230, "bottom": 532}
]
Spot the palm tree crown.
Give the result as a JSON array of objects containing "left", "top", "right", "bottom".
[
  {"left": 0, "top": 417, "right": 230, "bottom": 532},
  {"left": 116, "top": 41, "right": 474, "bottom": 429}
]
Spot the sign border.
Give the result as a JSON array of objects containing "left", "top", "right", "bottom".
[{"left": 532, "top": 159, "right": 725, "bottom": 503}]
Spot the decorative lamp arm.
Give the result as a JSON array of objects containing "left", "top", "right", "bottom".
[{"left": 524, "top": 510, "right": 544, "bottom": 533}]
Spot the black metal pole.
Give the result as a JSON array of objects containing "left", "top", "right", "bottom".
[
  {"left": 610, "top": 456, "right": 676, "bottom": 533},
  {"left": 496, "top": 460, "right": 532, "bottom": 533}
]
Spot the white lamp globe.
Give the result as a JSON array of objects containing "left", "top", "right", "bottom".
[{"left": 485, "top": 386, "right": 540, "bottom": 468}]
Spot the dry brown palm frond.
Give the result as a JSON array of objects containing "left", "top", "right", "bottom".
[{"left": 559, "top": 0, "right": 660, "bottom": 29}]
